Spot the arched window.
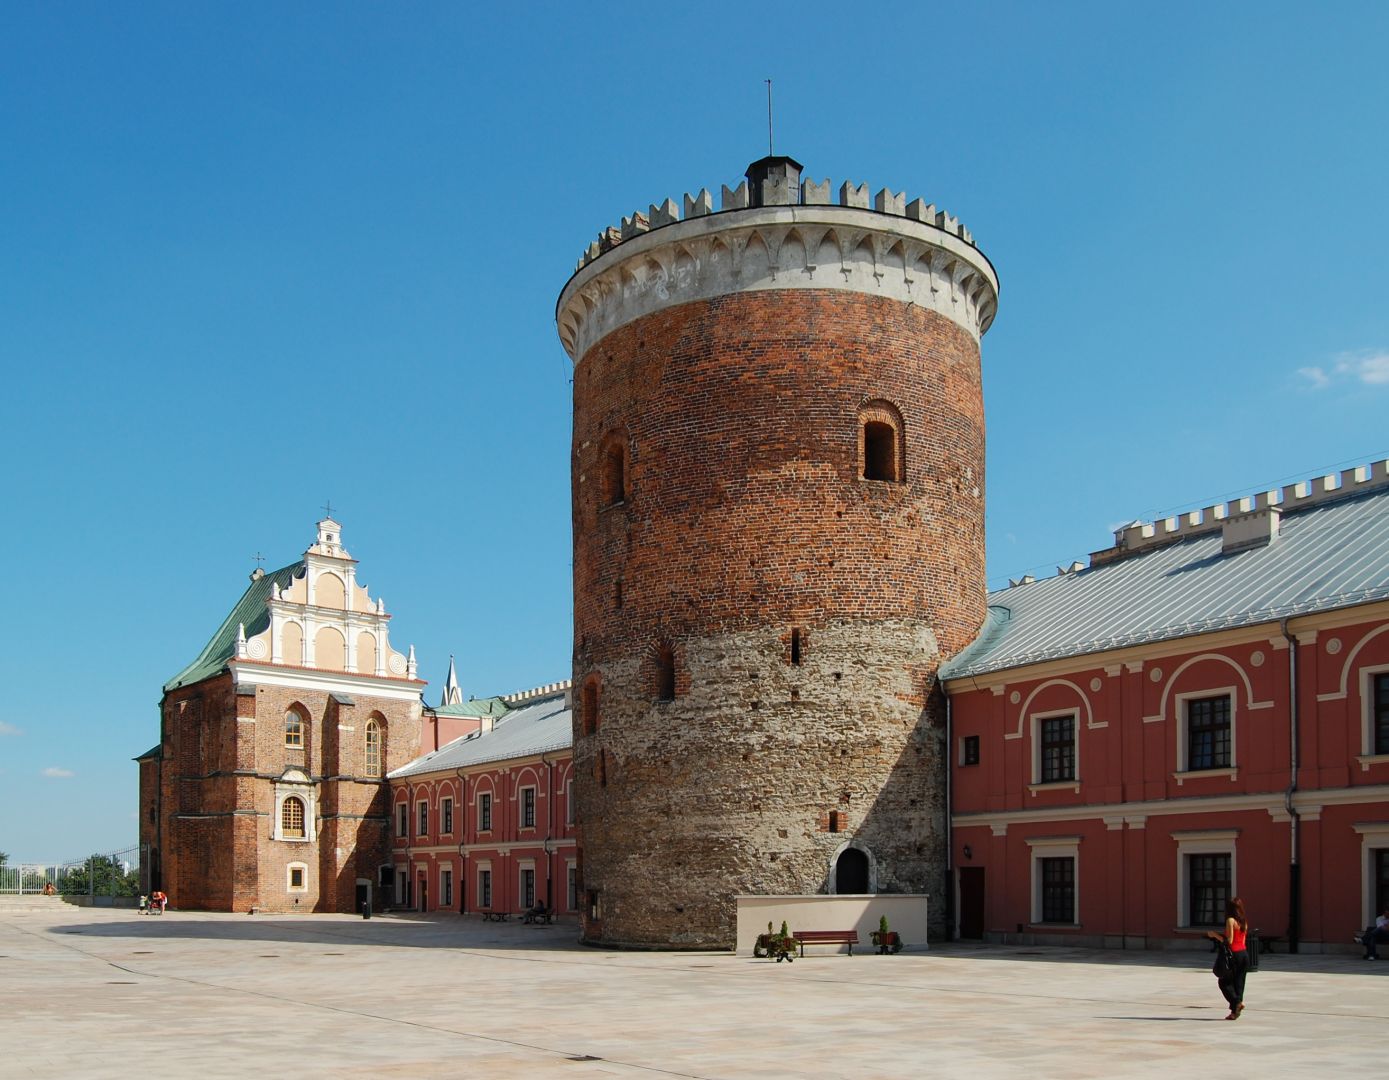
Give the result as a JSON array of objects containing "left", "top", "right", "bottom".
[
  {"left": 365, "top": 718, "right": 382, "bottom": 777},
  {"left": 282, "top": 796, "right": 306, "bottom": 839},
  {"left": 581, "top": 677, "right": 600, "bottom": 736},
  {"left": 655, "top": 642, "right": 676, "bottom": 702},
  {"left": 285, "top": 708, "right": 306, "bottom": 749},
  {"left": 858, "top": 401, "right": 904, "bottom": 483}
]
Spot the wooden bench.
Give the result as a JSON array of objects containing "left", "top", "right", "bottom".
[{"left": 794, "top": 929, "right": 859, "bottom": 956}]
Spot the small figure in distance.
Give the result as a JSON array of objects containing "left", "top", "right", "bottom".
[
  {"left": 150, "top": 889, "right": 168, "bottom": 914},
  {"left": 41, "top": 881, "right": 57, "bottom": 896},
  {"left": 1361, "top": 906, "right": 1389, "bottom": 960},
  {"left": 1206, "top": 896, "right": 1250, "bottom": 1020},
  {"left": 524, "top": 900, "right": 549, "bottom": 924}
]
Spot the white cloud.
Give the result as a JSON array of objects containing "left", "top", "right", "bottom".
[
  {"left": 42, "top": 767, "right": 75, "bottom": 779},
  {"left": 1299, "top": 350, "right": 1389, "bottom": 389},
  {"left": 1297, "top": 365, "right": 1330, "bottom": 389},
  {"left": 0, "top": 721, "right": 21, "bottom": 737}
]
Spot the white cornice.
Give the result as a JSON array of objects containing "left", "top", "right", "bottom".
[{"left": 230, "top": 660, "right": 423, "bottom": 702}]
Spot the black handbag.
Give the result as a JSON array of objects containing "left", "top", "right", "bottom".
[{"left": 1212, "top": 942, "right": 1233, "bottom": 978}]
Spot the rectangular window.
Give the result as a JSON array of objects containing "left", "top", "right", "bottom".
[
  {"left": 417, "top": 802, "right": 428, "bottom": 837},
  {"left": 567, "top": 865, "right": 577, "bottom": 912},
  {"left": 522, "top": 867, "right": 535, "bottom": 909},
  {"left": 442, "top": 797, "right": 454, "bottom": 835},
  {"left": 441, "top": 869, "right": 453, "bottom": 908},
  {"left": 1040, "top": 716, "right": 1075, "bottom": 782},
  {"left": 1187, "top": 695, "right": 1231, "bottom": 770},
  {"left": 1377, "top": 849, "right": 1389, "bottom": 917},
  {"left": 522, "top": 787, "right": 536, "bottom": 829},
  {"left": 1188, "top": 853, "right": 1231, "bottom": 927},
  {"left": 1375, "top": 674, "right": 1389, "bottom": 755},
  {"left": 288, "top": 866, "right": 305, "bottom": 890},
  {"left": 396, "top": 804, "right": 407, "bottom": 838},
  {"left": 1040, "top": 857, "right": 1074, "bottom": 923},
  {"left": 479, "top": 869, "right": 492, "bottom": 909},
  {"left": 479, "top": 792, "right": 493, "bottom": 832},
  {"left": 962, "top": 735, "right": 980, "bottom": 767},
  {"left": 565, "top": 779, "right": 574, "bottom": 826}
]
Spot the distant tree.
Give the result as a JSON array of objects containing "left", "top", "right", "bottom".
[
  {"left": 0, "top": 851, "right": 8, "bottom": 866},
  {"left": 58, "top": 855, "right": 139, "bottom": 897}
]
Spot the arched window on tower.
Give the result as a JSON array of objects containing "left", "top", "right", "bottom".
[
  {"left": 365, "top": 718, "right": 383, "bottom": 777},
  {"left": 654, "top": 642, "right": 676, "bottom": 702},
  {"left": 858, "top": 401, "right": 905, "bottom": 483},
  {"left": 281, "top": 796, "right": 306, "bottom": 839}
]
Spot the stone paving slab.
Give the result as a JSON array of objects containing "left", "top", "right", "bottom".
[{"left": 0, "top": 905, "right": 1383, "bottom": 1078}]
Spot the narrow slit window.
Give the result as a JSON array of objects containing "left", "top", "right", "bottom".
[
  {"left": 603, "top": 441, "right": 626, "bottom": 506},
  {"left": 655, "top": 643, "right": 676, "bottom": 701},
  {"left": 790, "top": 628, "right": 802, "bottom": 666}
]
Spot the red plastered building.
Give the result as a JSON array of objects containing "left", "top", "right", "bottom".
[
  {"left": 944, "top": 466, "right": 1389, "bottom": 952},
  {"left": 388, "top": 684, "right": 576, "bottom": 918}
]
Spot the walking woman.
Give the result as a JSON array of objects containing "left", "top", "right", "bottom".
[{"left": 1206, "top": 896, "right": 1250, "bottom": 1019}]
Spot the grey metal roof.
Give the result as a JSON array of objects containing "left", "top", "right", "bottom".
[
  {"left": 940, "top": 486, "right": 1389, "bottom": 680},
  {"left": 390, "top": 691, "right": 572, "bottom": 778}
]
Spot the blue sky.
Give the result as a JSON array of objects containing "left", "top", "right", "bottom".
[{"left": 1, "top": 2, "right": 1385, "bottom": 864}]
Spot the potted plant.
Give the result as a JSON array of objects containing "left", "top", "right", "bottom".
[
  {"left": 754, "top": 919, "right": 799, "bottom": 962},
  {"left": 870, "top": 915, "right": 903, "bottom": 954}
]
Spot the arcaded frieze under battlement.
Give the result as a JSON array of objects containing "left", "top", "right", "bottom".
[{"left": 555, "top": 204, "right": 999, "bottom": 361}]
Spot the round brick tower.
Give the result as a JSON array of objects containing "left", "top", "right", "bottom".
[{"left": 557, "top": 156, "right": 998, "bottom": 948}]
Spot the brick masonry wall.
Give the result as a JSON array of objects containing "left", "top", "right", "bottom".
[
  {"left": 151, "top": 673, "right": 420, "bottom": 913},
  {"left": 571, "top": 289, "right": 986, "bottom": 947}
]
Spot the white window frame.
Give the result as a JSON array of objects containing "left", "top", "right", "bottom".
[
  {"left": 417, "top": 799, "right": 429, "bottom": 838},
  {"left": 478, "top": 790, "right": 493, "bottom": 833},
  {"left": 440, "top": 866, "right": 453, "bottom": 908},
  {"left": 273, "top": 781, "right": 315, "bottom": 843},
  {"left": 1025, "top": 836, "right": 1080, "bottom": 926},
  {"left": 1354, "top": 821, "right": 1389, "bottom": 926},
  {"left": 477, "top": 863, "right": 493, "bottom": 909},
  {"left": 1174, "top": 829, "right": 1238, "bottom": 929},
  {"left": 1029, "top": 709, "right": 1079, "bottom": 791},
  {"left": 396, "top": 803, "right": 408, "bottom": 838},
  {"left": 1176, "top": 687, "right": 1237, "bottom": 777},
  {"left": 519, "top": 861, "right": 536, "bottom": 910},
  {"left": 565, "top": 778, "right": 574, "bottom": 826},
  {"left": 566, "top": 860, "right": 577, "bottom": 912},
  {"left": 959, "top": 734, "right": 980, "bottom": 767},
  {"left": 1358, "top": 664, "right": 1389, "bottom": 765},
  {"left": 521, "top": 785, "right": 537, "bottom": 829},
  {"left": 441, "top": 796, "right": 454, "bottom": 836},
  {"left": 287, "top": 862, "right": 308, "bottom": 892}
]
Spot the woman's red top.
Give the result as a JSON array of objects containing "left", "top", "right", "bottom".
[{"left": 1229, "top": 923, "right": 1247, "bottom": 951}]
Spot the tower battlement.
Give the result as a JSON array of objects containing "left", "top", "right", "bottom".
[
  {"left": 557, "top": 156, "right": 998, "bottom": 362},
  {"left": 573, "top": 163, "right": 980, "bottom": 274}
]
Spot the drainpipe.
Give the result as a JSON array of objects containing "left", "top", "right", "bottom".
[
  {"left": 943, "top": 682, "right": 954, "bottom": 941},
  {"left": 456, "top": 768, "right": 468, "bottom": 913},
  {"left": 1280, "top": 619, "right": 1301, "bottom": 953}
]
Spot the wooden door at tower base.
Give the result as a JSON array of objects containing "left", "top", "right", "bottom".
[{"left": 959, "top": 867, "right": 985, "bottom": 939}]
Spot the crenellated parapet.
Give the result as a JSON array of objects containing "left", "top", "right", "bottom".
[
  {"left": 1090, "top": 459, "right": 1389, "bottom": 566},
  {"left": 556, "top": 155, "right": 998, "bottom": 361}
]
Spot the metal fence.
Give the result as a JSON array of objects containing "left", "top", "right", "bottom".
[{"left": 0, "top": 846, "right": 141, "bottom": 900}]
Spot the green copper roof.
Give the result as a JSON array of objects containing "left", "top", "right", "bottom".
[{"left": 163, "top": 562, "right": 303, "bottom": 693}]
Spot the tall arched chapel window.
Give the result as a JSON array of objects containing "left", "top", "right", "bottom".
[
  {"left": 285, "top": 708, "right": 306, "bottom": 748},
  {"left": 365, "top": 718, "right": 382, "bottom": 777}
]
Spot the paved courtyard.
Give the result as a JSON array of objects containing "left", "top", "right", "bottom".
[{"left": 1, "top": 902, "right": 1383, "bottom": 1078}]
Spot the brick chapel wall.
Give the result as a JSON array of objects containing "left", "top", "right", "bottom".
[{"left": 572, "top": 290, "right": 986, "bottom": 947}]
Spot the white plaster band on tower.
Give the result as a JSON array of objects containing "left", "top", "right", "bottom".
[{"left": 555, "top": 203, "right": 999, "bottom": 362}]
